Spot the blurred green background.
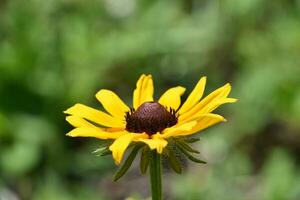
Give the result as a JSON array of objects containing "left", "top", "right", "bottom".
[{"left": 1, "top": 0, "right": 300, "bottom": 199}]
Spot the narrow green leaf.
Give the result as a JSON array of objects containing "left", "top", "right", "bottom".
[
  {"left": 140, "top": 146, "right": 150, "bottom": 174},
  {"left": 92, "top": 147, "right": 111, "bottom": 156},
  {"left": 167, "top": 148, "right": 182, "bottom": 174},
  {"left": 184, "top": 137, "right": 200, "bottom": 143},
  {"left": 100, "top": 148, "right": 112, "bottom": 156},
  {"left": 92, "top": 147, "right": 106, "bottom": 154},
  {"left": 93, "top": 140, "right": 113, "bottom": 156},
  {"left": 113, "top": 145, "right": 142, "bottom": 182},
  {"left": 177, "top": 145, "right": 206, "bottom": 164},
  {"left": 176, "top": 139, "right": 200, "bottom": 154}
]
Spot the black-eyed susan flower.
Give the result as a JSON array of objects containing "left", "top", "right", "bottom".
[
  {"left": 64, "top": 74, "right": 236, "bottom": 168},
  {"left": 65, "top": 74, "right": 236, "bottom": 199}
]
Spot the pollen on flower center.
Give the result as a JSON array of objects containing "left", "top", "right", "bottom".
[{"left": 125, "top": 102, "right": 178, "bottom": 136}]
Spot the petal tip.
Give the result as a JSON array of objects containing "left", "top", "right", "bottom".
[
  {"left": 66, "top": 132, "right": 75, "bottom": 137},
  {"left": 64, "top": 103, "right": 81, "bottom": 113},
  {"left": 138, "top": 74, "right": 146, "bottom": 80},
  {"left": 114, "top": 160, "right": 121, "bottom": 165},
  {"left": 225, "top": 83, "right": 232, "bottom": 88},
  {"left": 95, "top": 89, "right": 103, "bottom": 96},
  {"left": 178, "top": 86, "right": 186, "bottom": 92},
  {"left": 95, "top": 90, "right": 105, "bottom": 101},
  {"left": 65, "top": 116, "right": 71, "bottom": 122},
  {"left": 227, "top": 98, "right": 238, "bottom": 103},
  {"left": 95, "top": 89, "right": 109, "bottom": 96},
  {"left": 156, "top": 149, "right": 163, "bottom": 154},
  {"left": 63, "top": 107, "right": 74, "bottom": 114}
]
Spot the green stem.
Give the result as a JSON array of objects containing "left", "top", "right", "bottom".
[{"left": 149, "top": 151, "right": 162, "bottom": 200}]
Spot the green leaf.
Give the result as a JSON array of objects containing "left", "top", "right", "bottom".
[
  {"left": 176, "top": 139, "right": 200, "bottom": 154},
  {"left": 177, "top": 145, "right": 206, "bottom": 164},
  {"left": 92, "top": 147, "right": 111, "bottom": 156},
  {"left": 184, "top": 137, "right": 200, "bottom": 143},
  {"left": 167, "top": 148, "right": 182, "bottom": 174},
  {"left": 113, "top": 145, "right": 142, "bottom": 182},
  {"left": 100, "top": 148, "right": 112, "bottom": 156},
  {"left": 93, "top": 140, "right": 113, "bottom": 156},
  {"left": 140, "top": 146, "right": 150, "bottom": 174}
]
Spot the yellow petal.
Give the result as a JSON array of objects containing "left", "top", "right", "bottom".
[
  {"left": 161, "top": 121, "right": 197, "bottom": 138},
  {"left": 178, "top": 83, "right": 232, "bottom": 123},
  {"left": 182, "top": 98, "right": 238, "bottom": 122},
  {"left": 66, "top": 116, "right": 95, "bottom": 128},
  {"left": 66, "top": 127, "right": 126, "bottom": 139},
  {"left": 158, "top": 86, "right": 186, "bottom": 110},
  {"left": 204, "top": 98, "right": 238, "bottom": 114},
  {"left": 178, "top": 76, "right": 206, "bottom": 114},
  {"left": 139, "top": 137, "right": 168, "bottom": 154},
  {"left": 133, "top": 74, "right": 154, "bottom": 109},
  {"left": 96, "top": 89, "right": 130, "bottom": 120},
  {"left": 64, "top": 104, "right": 125, "bottom": 128},
  {"left": 109, "top": 133, "right": 148, "bottom": 165},
  {"left": 178, "top": 114, "right": 226, "bottom": 137}
]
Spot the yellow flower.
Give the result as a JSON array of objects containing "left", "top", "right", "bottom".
[{"left": 64, "top": 74, "right": 237, "bottom": 165}]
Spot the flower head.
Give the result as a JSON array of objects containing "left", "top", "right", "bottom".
[
  {"left": 64, "top": 74, "right": 237, "bottom": 165},
  {"left": 125, "top": 102, "right": 178, "bottom": 135}
]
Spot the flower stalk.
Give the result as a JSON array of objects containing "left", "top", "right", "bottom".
[{"left": 149, "top": 151, "right": 162, "bottom": 200}]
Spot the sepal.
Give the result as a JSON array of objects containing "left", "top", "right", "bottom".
[
  {"left": 166, "top": 147, "right": 182, "bottom": 174},
  {"left": 93, "top": 141, "right": 113, "bottom": 156},
  {"left": 140, "top": 146, "right": 150, "bottom": 174},
  {"left": 177, "top": 144, "right": 206, "bottom": 164},
  {"left": 174, "top": 138, "right": 200, "bottom": 154},
  {"left": 184, "top": 137, "right": 200, "bottom": 143},
  {"left": 114, "top": 144, "right": 143, "bottom": 181}
]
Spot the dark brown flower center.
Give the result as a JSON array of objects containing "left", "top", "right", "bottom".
[{"left": 125, "top": 102, "right": 178, "bottom": 136}]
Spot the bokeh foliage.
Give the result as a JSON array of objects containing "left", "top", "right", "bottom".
[{"left": 0, "top": 0, "right": 300, "bottom": 199}]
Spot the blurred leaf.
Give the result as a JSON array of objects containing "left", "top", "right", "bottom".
[
  {"left": 261, "top": 149, "right": 296, "bottom": 200},
  {"left": 11, "top": 114, "right": 55, "bottom": 145},
  {"left": 0, "top": 112, "right": 9, "bottom": 137},
  {"left": 0, "top": 142, "right": 39, "bottom": 176}
]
